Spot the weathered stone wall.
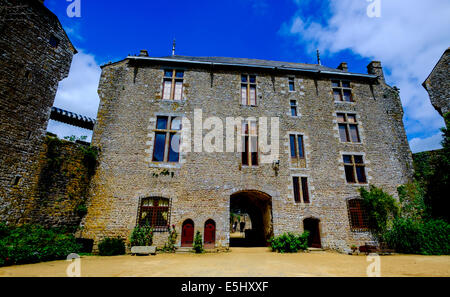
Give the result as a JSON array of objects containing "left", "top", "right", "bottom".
[
  {"left": 82, "top": 57, "right": 413, "bottom": 252},
  {"left": 23, "top": 136, "right": 97, "bottom": 228},
  {"left": 423, "top": 48, "right": 450, "bottom": 117},
  {"left": 0, "top": 0, "right": 76, "bottom": 224}
]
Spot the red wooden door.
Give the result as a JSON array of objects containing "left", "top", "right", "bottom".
[
  {"left": 204, "top": 220, "right": 216, "bottom": 248},
  {"left": 181, "top": 220, "right": 194, "bottom": 247}
]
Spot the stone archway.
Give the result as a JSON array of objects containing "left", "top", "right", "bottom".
[{"left": 230, "top": 190, "right": 273, "bottom": 247}]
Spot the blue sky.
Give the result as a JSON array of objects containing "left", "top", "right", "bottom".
[{"left": 45, "top": 0, "right": 450, "bottom": 153}]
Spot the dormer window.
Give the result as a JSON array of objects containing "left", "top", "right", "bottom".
[
  {"left": 163, "top": 70, "right": 184, "bottom": 100},
  {"left": 241, "top": 75, "right": 257, "bottom": 106},
  {"left": 332, "top": 80, "right": 353, "bottom": 102}
]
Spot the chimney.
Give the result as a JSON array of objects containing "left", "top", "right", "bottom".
[
  {"left": 139, "top": 49, "right": 149, "bottom": 57},
  {"left": 337, "top": 62, "right": 348, "bottom": 72},
  {"left": 367, "top": 61, "right": 385, "bottom": 82}
]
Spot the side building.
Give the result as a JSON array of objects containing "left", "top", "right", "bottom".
[
  {"left": 0, "top": 0, "right": 76, "bottom": 224},
  {"left": 81, "top": 52, "right": 413, "bottom": 252}
]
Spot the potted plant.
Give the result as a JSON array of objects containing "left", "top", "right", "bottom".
[{"left": 130, "top": 225, "right": 156, "bottom": 255}]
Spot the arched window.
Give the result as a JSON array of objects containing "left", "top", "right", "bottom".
[
  {"left": 138, "top": 197, "right": 171, "bottom": 231},
  {"left": 347, "top": 199, "right": 369, "bottom": 231}
]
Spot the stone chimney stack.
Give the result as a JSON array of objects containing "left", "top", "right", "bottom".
[
  {"left": 139, "top": 49, "right": 149, "bottom": 57},
  {"left": 337, "top": 62, "right": 348, "bottom": 72},
  {"left": 367, "top": 61, "right": 385, "bottom": 82}
]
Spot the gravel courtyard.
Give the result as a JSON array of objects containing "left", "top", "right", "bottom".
[{"left": 0, "top": 248, "right": 449, "bottom": 277}]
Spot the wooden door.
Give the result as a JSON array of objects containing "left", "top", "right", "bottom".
[
  {"left": 181, "top": 219, "right": 194, "bottom": 247},
  {"left": 304, "top": 218, "right": 322, "bottom": 248},
  {"left": 204, "top": 220, "right": 216, "bottom": 248}
]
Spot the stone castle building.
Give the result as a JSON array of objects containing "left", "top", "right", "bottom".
[
  {"left": 81, "top": 51, "right": 413, "bottom": 252},
  {"left": 0, "top": 0, "right": 76, "bottom": 224},
  {"left": 423, "top": 47, "right": 450, "bottom": 117}
]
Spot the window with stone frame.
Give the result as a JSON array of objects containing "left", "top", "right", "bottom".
[
  {"left": 242, "top": 120, "right": 258, "bottom": 166},
  {"left": 288, "top": 77, "right": 295, "bottom": 92},
  {"left": 241, "top": 74, "right": 257, "bottom": 106},
  {"left": 337, "top": 113, "right": 361, "bottom": 143},
  {"left": 153, "top": 116, "right": 182, "bottom": 163},
  {"left": 332, "top": 80, "right": 353, "bottom": 102},
  {"left": 290, "top": 100, "right": 298, "bottom": 117},
  {"left": 347, "top": 198, "right": 369, "bottom": 231},
  {"left": 293, "top": 176, "right": 310, "bottom": 204},
  {"left": 138, "top": 197, "right": 171, "bottom": 232},
  {"left": 162, "top": 69, "right": 184, "bottom": 100},
  {"left": 343, "top": 155, "right": 367, "bottom": 184},
  {"left": 289, "top": 134, "right": 306, "bottom": 168}
]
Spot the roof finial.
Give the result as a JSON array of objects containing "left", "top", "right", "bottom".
[
  {"left": 316, "top": 49, "right": 321, "bottom": 65},
  {"left": 172, "top": 39, "right": 176, "bottom": 56}
]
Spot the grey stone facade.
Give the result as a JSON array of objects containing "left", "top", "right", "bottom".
[
  {"left": 423, "top": 48, "right": 450, "bottom": 117},
  {"left": 0, "top": 0, "right": 76, "bottom": 224},
  {"left": 81, "top": 53, "right": 413, "bottom": 252}
]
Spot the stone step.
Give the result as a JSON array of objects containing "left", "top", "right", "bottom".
[
  {"left": 176, "top": 247, "right": 193, "bottom": 254},
  {"left": 307, "top": 247, "right": 326, "bottom": 253}
]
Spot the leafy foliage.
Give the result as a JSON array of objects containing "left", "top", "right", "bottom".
[
  {"left": 0, "top": 224, "right": 81, "bottom": 267},
  {"left": 193, "top": 231, "right": 204, "bottom": 254},
  {"left": 98, "top": 237, "right": 126, "bottom": 256},
  {"left": 384, "top": 218, "right": 450, "bottom": 255},
  {"left": 129, "top": 225, "right": 153, "bottom": 247},
  {"left": 412, "top": 112, "right": 450, "bottom": 222},
  {"left": 359, "top": 186, "right": 400, "bottom": 238},
  {"left": 268, "top": 232, "right": 309, "bottom": 253},
  {"left": 162, "top": 225, "right": 178, "bottom": 253},
  {"left": 397, "top": 182, "right": 427, "bottom": 220}
]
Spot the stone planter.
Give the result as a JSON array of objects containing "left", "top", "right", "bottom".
[{"left": 131, "top": 246, "right": 157, "bottom": 256}]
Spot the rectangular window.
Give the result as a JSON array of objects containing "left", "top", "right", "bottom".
[
  {"left": 242, "top": 121, "right": 258, "bottom": 166},
  {"left": 343, "top": 155, "right": 367, "bottom": 184},
  {"left": 288, "top": 77, "right": 295, "bottom": 92},
  {"left": 289, "top": 134, "right": 305, "bottom": 160},
  {"left": 337, "top": 113, "right": 361, "bottom": 143},
  {"left": 162, "top": 70, "right": 184, "bottom": 101},
  {"left": 290, "top": 100, "right": 298, "bottom": 116},
  {"left": 348, "top": 199, "right": 369, "bottom": 231},
  {"left": 332, "top": 80, "right": 353, "bottom": 102},
  {"left": 241, "top": 75, "right": 257, "bottom": 106},
  {"left": 153, "top": 116, "right": 182, "bottom": 163},
  {"left": 139, "top": 197, "right": 171, "bottom": 231},
  {"left": 293, "top": 176, "right": 310, "bottom": 204}
]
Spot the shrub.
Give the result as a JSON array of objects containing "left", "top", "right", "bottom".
[
  {"left": 193, "top": 231, "right": 204, "bottom": 254},
  {"left": 0, "top": 224, "right": 81, "bottom": 267},
  {"left": 162, "top": 225, "right": 178, "bottom": 253},
  {"left": 98, "top": 237, "right": 126, "bottom": 256},
  {"left": 384, "top": 218, "right": 450, "bottom": 255},
  {"left": 129, "top": 225, "right": 153, "bottom": 247},
  {"left": 268, "top": 232, "right": 309, "bottom": 253},
  {"left": 359, "top": 186, "right": 400, "bottom": 238}
]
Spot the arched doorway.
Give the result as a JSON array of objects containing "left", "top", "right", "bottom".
[
  {"left": 303, "top": 218, "right": 321, "bottom": 248},
  {"left": 230, "top": 190, "right": 273, "bottom": 247},
  {"left": 204, "top": 219, "right": 216, "bottom": 249},
  {"left": 181, "top": 219, "right": 194, "bottom": 247}
]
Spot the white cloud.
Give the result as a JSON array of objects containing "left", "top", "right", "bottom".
[
  {"left": 409, "top": 132, "right": 443, "bottom": 153},
  {"left": 47, "top": 51, "right": 101, "bottom": 141},
  {"left": 284, "top": 0, "right": 449, "bottom": 149}
]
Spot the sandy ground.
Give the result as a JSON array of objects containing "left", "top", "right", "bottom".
[{"left": 0, "top": 248, "right": 449, "bottom": 277}]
